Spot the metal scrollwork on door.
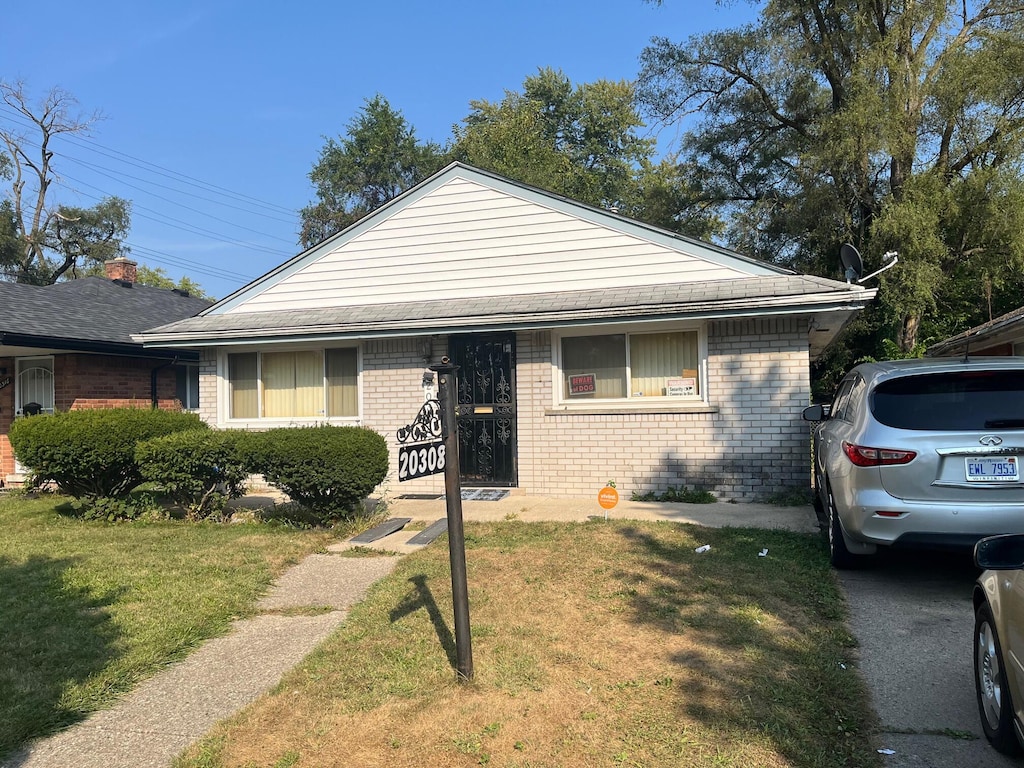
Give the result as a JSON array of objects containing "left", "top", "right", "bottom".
[
  {"left": 450, "top": 334, "right": 517, "bottom": 487},
  {"left": 495, "top": 370, "right": 511, "bottom": 404},
  {"left": 396, "top": 399, "right": 442, "bottom": 444}
]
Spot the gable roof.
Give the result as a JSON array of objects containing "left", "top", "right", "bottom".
[
  {"left": 208, "top": 163, "right": 793, "bottom": 316},
  {"left": 137, "top": 162, "right": 875, "bottom": 359},
  {"left": 0, "top": 277, "right": 211, "bottom": 357},
  {"left": 926, "top": 305, "right": 1024, "bottom": 357}
]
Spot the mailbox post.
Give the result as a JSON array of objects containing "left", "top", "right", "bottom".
[{"left": 430, "top": 358, "right": 474, "bottom": 681}]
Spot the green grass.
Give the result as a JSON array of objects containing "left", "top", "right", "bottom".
[
  {"left": 176, "top": 520, "right": 880, "bottom": 768},
  {"left": 0, "top": 493, "right": 336, "bottom": 758}
]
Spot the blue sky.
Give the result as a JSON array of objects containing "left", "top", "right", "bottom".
[{"left": 2, "top": 1, "right": 752, "bottom": 299}]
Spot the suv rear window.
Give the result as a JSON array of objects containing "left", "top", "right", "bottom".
[{"left": 871, "top": 370, "right": 1024, "bottom": 430}]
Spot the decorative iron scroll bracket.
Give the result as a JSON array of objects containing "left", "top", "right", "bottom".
[{"left": 396, "top": 399, "right": 442, "bottom": 444}]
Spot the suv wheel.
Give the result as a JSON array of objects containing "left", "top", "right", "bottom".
[{"left": 826, "top": 483, "right": 861, "bottom": 570}]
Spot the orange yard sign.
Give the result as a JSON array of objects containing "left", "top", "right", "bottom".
[{"left": 598, "top": 485, "right": 619, "bottom": 510}]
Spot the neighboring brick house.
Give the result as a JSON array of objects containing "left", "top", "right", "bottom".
[
  {"left": 139, "top": 163, "right": 876, "bottom": 502},
  {"left": 0, "top": 258, "right": 211, "bottom": 484},
  {"left": 926, "top": 306, "right": 1024, "bottom": 358}
]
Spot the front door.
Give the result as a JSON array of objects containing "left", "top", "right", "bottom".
[
  {"left": 449, "top": 334, "right": 517, "bottom": 487},
  {"left": 14, "top": 357, "right": 55, "bottom": 474}
]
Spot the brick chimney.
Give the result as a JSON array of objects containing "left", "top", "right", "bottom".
[{"left": 104, "top": 257, "right": 137, "bottom": 285}]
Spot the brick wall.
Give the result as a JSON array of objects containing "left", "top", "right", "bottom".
[
  {"left": 516, "top": 318, "right": 811, "bottom": 501},
  {"left": 0, "top": 357, "right": 13, "bottom": 480},
  {"left": 55, "top": 355, "right": 179, "bottom": 411},
  {"left": 0, "top": 354, "right": 182, "bottom": 480},
  {"left": 361, "top": 338, "right": 449, "bottom": 499},
  {"left": 193, "top": 320, "right": 812, "bottom": 502}
]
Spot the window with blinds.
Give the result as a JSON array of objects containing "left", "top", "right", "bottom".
[
  {"left": 560, "top": 330, "right": 701, "bottom": 402},
  {"left": 227, "top": 348, "right": 358, "bottom": 420}
]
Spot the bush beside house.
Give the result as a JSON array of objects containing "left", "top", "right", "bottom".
[
  {"left": 136, "top": 429, "right": 249, "bottom": 520},
  {"left": 241, "top": 425, "right": 389, "bottom": 523},
  {"left": 10, "top": 411, "right": 388, "bottom": 524},
  {"left": 9, "top": 408, "right": 205, "bottom": 501}
]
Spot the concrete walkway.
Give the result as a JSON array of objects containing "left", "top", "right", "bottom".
[{"left": 2, "top": 494, "right": 817, "bottom": 768}]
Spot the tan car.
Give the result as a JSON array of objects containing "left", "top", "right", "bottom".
[{"left": 974, "top": 534, "right": 1024, "bottom": 754}]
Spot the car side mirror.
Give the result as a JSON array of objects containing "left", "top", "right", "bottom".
[
  {"left": 975, "top": 534, "right": 1024, "bottom": 570},
  {"left": 802, "top": 404, "right": 827, "bottom": 422}
]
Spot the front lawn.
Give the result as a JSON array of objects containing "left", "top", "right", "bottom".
[
  {"left": 0, "top": 493, "right": 336, "bottom": 758},
  {"left": 177, "top": 519, "right": 880, "bottom": 768}
]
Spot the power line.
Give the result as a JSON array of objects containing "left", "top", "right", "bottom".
[
  {"left": 65, "top": 154, "right": 298, "bottom": 226},
  {"left": 59, "top": 174, "right": 293, "bottom": 258},
  {"left": 125, "top": 242, "right": 257, "bottom": 282},
  {"left": 62, "top": 161, "right": 297, "bottom": 243},
  {"left": 0, "top": 104, "right": 298, "bottom": 217}
]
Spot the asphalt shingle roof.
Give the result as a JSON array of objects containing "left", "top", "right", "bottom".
[
  {"left": 139, "top": 274, "right": 872, "bottom": 344},
  {"left": 0, "top": 277, "right": 211, "bottom": 346}
]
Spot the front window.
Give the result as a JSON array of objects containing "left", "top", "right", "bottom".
[
  {"left": 175, "top": 365, "right": 200, "bottom": 411},
  {"left": 227, "top": 348, "right": 358, "bottom": 420},
  {"left": 559, "top": 329, "right": 701, "bottom": 402}
]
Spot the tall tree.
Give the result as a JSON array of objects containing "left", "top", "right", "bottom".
[
  {"left": 299, "top": 95, "right": 444, "bottom": 248},
  {"left": 0, "top": 81, "right": 132, "bottom": 284},
  {"left": 638, "top": 1, "right": 1024, "bottom": 357},
  {"left": 452, "top": 68, "right": 658, "bottom": 216}
]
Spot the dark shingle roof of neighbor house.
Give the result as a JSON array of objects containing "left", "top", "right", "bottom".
[
  {"left": 139, "top": 274, "right": 873, "bottom": 346},
  {"left": 926, "top": 305, "right": 1024, "bottom": 357},
  {"left": 0, "top": 277, "right": 211, "bottom": 351}
]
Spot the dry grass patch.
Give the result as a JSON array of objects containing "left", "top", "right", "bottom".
[{"left": 176, "top": 520, "right": 879, "bottom": 768}]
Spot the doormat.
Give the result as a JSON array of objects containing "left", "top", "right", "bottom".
[{"left": 439, "top": 489, "right": 510, "bottom": 502}]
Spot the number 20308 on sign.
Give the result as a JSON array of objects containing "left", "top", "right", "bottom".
[{"left": 398, "top": 441, "right": 447, "bottom": 481}]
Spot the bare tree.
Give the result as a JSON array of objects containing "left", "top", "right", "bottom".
[{"left": 0, "top": 80, "right": 129, "bottom": 284}]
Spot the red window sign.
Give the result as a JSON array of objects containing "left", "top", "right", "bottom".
[{"left": 569, "top": 373, "right": 597, "bottom": 396}]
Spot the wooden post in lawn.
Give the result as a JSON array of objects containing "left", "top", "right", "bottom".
[{"left": 430, "top": 358, "right": 474, "bottom": 682}]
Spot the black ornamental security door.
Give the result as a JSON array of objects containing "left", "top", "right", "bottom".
[{"left": 449, "top": 334, "right": 517, "bottom": 487}]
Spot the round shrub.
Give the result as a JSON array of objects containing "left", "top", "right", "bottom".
[
  {"left": 136, "top": 429, "right": 249, "bottom": 520},
  {"left": 241, "top": 425, "right": 388, "bottom": 522},
  {"left": 9, "top": 407, "right": 206, "bottom": 500}
]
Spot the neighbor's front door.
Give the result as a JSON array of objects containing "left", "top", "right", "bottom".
[
  {"left": 14, "top": 357, "right": 55, "bottom": 473},
  {"left": 449, "top": 334, "right": 517, "bottom": 487}
]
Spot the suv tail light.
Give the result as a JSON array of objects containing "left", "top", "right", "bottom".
[{"left": 842, "top": 441, "right": 917, "bottom": 467}]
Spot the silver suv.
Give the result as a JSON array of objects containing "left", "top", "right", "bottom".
[{"left": 803, "top": 357, "right": 1024, "bottom": 568}]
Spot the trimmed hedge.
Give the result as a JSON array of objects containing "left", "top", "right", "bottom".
[
  {"left": 241, "top": 425, "right": 388, "bottom": 521},
  {"left": 9, "top": 408, "right": 206, "bottom": 500},
  {"left": 136, "top": 429, "right": 249, "bottom": 520}
]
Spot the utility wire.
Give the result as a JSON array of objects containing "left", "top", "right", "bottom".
[{"left": 0, "top": 104, "right": 298, "bottom": 217}]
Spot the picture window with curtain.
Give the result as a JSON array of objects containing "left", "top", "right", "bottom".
[
  {"left": 227, "top": 348, "right": 358, "bottom": 419},
  {"left": 559, "top": 330, "right": 701, "bottom": 402}
]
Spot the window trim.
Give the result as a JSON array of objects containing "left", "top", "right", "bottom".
[
  {"left": 217, "top": 344, "right": 362, "bottom": 427},
  {"left": 551, "top": 322, "right": 708, "bottom": 410}
]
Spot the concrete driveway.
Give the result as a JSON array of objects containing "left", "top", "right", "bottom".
[{"left": 840, "top": 549, "right": 1020, "bottom": 767}]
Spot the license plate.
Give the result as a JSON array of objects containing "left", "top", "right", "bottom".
[{"left": 965, "top": 456, "right": 1019, "bottom": 482}]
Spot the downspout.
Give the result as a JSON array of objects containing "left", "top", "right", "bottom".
[{"left": 150, "top": 357, "right": 179, "bottom": 409}]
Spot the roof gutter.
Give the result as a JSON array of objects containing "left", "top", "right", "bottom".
[{"left": 0, "top": 332, "right": 200, "bottom": 361}]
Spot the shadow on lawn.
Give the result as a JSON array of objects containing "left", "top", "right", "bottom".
[
  {"left": 0, "top": 555, "right": 123, "bottom": 763},
  {"left": 390, "top": 574, "right": 458, "bottom": 670},
  {"left": 613, "top": 524, "right": 877, "bottom": 768}
]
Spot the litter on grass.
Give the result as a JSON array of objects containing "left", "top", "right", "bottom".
[
  {"left": 694, "top": 544, "right": 711, "bottom": 553},
  {"left": 877, "top": 748, "right": 896, "bottom": 755},
  {"left": 758, "top": 548, "right": 769, "bottom": 557}
]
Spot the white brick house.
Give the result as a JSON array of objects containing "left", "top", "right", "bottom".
[{"left": 140, "top": 163, "right": 875, "bottom": 501}]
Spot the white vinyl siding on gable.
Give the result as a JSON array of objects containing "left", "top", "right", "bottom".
[{"left": 229, "top": 178, "right": 751, "bottom": 314}]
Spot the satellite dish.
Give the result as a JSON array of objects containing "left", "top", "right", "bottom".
[{"left": 840, "top": 243, "right": 863, "bottom": 283}]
